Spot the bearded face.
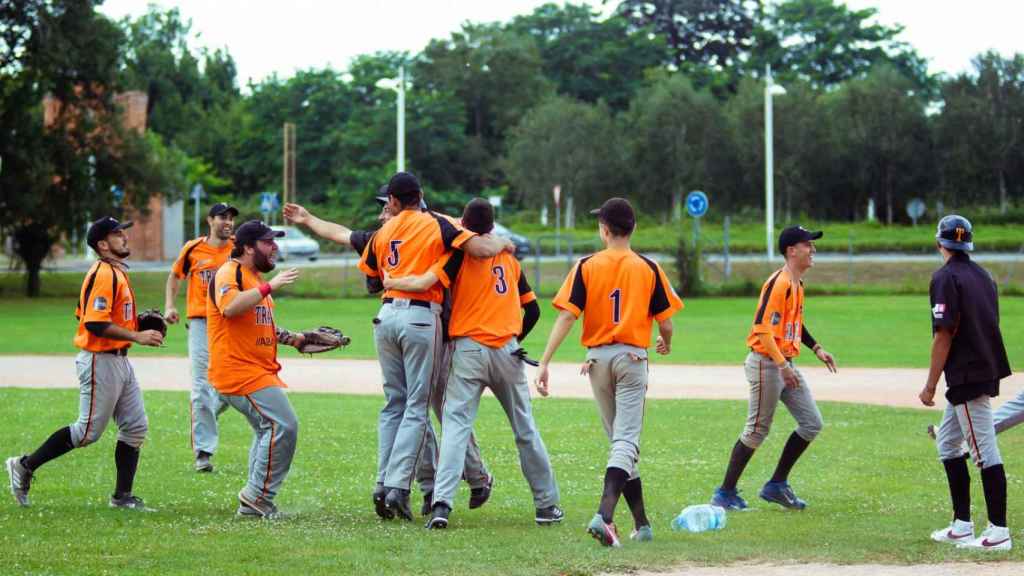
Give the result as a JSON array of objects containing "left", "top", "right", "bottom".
[
  {"left": 103, "top": 230, "right": 131, "bottom": 259},
  {"left": 210, "top": 214, "right": 235, "bottom": 240},
  {"left": 253, "top": 239, "right": 277, "bottom": 273}
]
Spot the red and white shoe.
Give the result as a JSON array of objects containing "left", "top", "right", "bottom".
[
  {"left": 957, "top": 523, "right": 1012, "bottom": 551},
  {"left": 930, "top": 519, "right": 974, "bottom": 544}
]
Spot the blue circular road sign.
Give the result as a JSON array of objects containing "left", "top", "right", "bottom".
[{"left": 686, "top": 190, "right": 709, "bottom": 218}]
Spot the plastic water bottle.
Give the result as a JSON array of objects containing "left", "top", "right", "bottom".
[{"left": 670, "top": 504, "right": 727, "bottom": 533}]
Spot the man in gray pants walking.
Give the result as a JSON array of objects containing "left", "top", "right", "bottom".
[{"left": 384, "top": 198, "right": 561, "bottom": 528}]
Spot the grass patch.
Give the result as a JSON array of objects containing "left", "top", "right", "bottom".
[{"left": 0, "top": 389, "right": 1021, "bottom": 575}]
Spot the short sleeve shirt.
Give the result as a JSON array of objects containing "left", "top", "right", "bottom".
[
  {"left": 930, "top": 252, "right": 1011, "bottom": 401},
  {"left": 171, "top": 237, "right": 233, "bottom": 318},
  {"left": 438, "top": 250, "right": 536, "bottom": 348},
  {"left": 206, "top": 260, "right": 284, "bottom": 396},
  {"left": 357, "top": 209, "right": 475, "bottom": 304},
  {"left": 746, "top": 268, "right": 805, "bottom": 358},
  {"left": 73, "top": 261, "right": 137, "bottom": 352},
  {"left": 552, "top": 249, "right": 683, "bottom": 349}
]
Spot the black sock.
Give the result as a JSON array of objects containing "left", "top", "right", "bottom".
[
  {"left": 770, "top": 432, "right": 811, "bottom": 483},
  {"left": 114, "top": 441, "right": 140, "bottom": 498},
  {"left": 622, "top": 477, "right": 649, "bottom": 528},
  {"left": 721, "top": 439, "right": 755, "bottom": 492},
  {"left": 980, "top": 464, "right": 1007, "bottom": 527},
  {"left": 24, "top": 427, "right": 74, "bottom": 471},
  {"left": 942, "top": 455, "right": 971, "bottom": 523},
  {"left": 597, "top": 467, "right": 629, "bottom": 524}
]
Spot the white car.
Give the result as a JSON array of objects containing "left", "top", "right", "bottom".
[{"left": 271, "top": 226, "right": 320, "bottom": 261}]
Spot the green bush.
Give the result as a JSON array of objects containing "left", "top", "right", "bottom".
[{"left": 675, "top": 238, "right": 705, "bottom": 297}]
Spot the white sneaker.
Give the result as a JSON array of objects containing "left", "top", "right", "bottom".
[
  {"left": 930, "top": 519, "right": 974, "bottom": 544},
  {"left": 957, "top": 523, "right": 1012, "bottom": 551}
]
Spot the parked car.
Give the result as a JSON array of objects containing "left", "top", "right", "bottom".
[
  {"left": 271, "top": 225, "right": 320, "bottom": 261},
  {"left": 492, "top": 223, "right": 531, "bottom": 260}
]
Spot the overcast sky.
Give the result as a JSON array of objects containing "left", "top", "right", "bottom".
[{"left": 98, "top": 0, "right": 1024, "bottom": 86}]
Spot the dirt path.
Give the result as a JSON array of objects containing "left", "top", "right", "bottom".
[{"left": 2, "top": 355, "right": 1022, "bottom": 409}]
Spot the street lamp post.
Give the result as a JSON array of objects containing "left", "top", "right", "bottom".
[
  {"left": 764, "top": 65, "right": 786, "bottom": 261},
  {"left": 376, "top": 66, "right": 406, "bottom": 172}
]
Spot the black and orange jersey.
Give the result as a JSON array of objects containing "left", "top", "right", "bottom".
[
  {"left": 552, "top": 248, "right": 683, "bottom": 349},
  {"left": 358, "top": 209, "right": 474, "bottom": 304},
  {"left": 73, "top": 260, "right": 137, "bottom": 352},
  {"left": 435, "top": 250, "right": 536, "bottom": 347},
  {"left": 206, "top": 260, "right": 283, "bottom": 396},
  {"left": 171, "top": 237, "right": 234, "bottom": 318},
  {"left": 746, "top": 268, "right": 805, "bottom": 358}
]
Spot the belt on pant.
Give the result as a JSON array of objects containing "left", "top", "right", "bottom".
[
  {"left": 98, "top": 348, "right": 128, "bottom": 357},
  {"left": 382, "top": 297, "right": 432, "bottom": 309}
]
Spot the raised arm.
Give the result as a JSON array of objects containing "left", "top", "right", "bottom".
[
  {"left": 283, "top": 203, "right": 352, "bottom": 245},
  {"left": 223, "top": 269, "right": 299, "bottom": 318}
]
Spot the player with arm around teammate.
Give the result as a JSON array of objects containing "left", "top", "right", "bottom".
[
  {"left": 710, "top": 226, "right": 837, "bottom": 513},
  {"left": 165, "top": 202, "right": 238, "bottom": 473},
  {"left": 920, "top": 215, "right": 1012, "bottom": 551},
  {"left": 384, "top": 198, "right": 561, "bottom": 529},
  {"left": 206, "top": 220, "right": 305, "bottom": 519},
  {"left": 534, "top": 198, "right": 683, "bottom": 547},
  {"left": 6, "top": 217, "right": 163, "bottom": 510}
]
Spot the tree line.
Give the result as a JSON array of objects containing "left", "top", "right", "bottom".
[{"left": 3, "top": 0, "right": 1024, "bottom": 295}]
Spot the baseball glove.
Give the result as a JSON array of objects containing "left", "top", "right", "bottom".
[
  {"left": 288, "top": 326, "right": 350, "bottom": 354},
  {"left": 137, "top": 309, "right": 168, "bottom": 337}
]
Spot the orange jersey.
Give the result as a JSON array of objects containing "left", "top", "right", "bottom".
[
  {"left": 746, "top": 268, "right": 805, "bottom": 358},
  {"left": 171, "top": 237, "right": 233, "bottom": 318},
  {"left": 206, "top": 260, "right": 284, "bottom": 396},
  {"left": 358, "top": 209, "right": 474, "bottom": 304},
  {"left": 552, "top": 249, "right": 683, "bottom": 349},
  {"left": 437, "top": 250, "right": 536, "bottom": 347},
  {"left": 73, "top": 261, "right": 137, "bottom": 352}
]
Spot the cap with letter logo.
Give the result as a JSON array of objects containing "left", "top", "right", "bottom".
[
  {"left": 87, "top": 217, "right": 134, "bottom": 250},
  {"left": 935, "top": 214, "right": 974, "bottom": 252}
]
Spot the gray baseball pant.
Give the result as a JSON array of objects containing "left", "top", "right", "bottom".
[
  {"left": 994, "top": 388, "right": 1024, "bottom": 434},
  {"left": 586, "top": 343, "right": 649, "bottom": 479},
  {"left": 433, "top": 337, "right": 558, "bottom": 509},
  {"left": 374, "top": 300, "right": 442, "bottom": 491},
  {"left": 739, "top": 352, "right": 824, "bottom": 449},
  {"left": 222, "top": 386, "right": 298, "bottom": 504},
  {"left": 70, "top": 351, "right": 148, "bottom": 448},
  {"left": 188, "top": 318, "right": 227, "bottom": 456},
  {"left": 937, "top": 395, "right": 1002, "bottom": 468},
  {"left": 416, "top": 339, "right": 491, "bottom": 493}
]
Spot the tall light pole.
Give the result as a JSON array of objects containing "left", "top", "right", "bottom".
[
  {"left": 376, "top": 66, "right": 406, "bottom": 172},
  {"left": 764, "top": 65, "right": 786, "bottom": 261}
]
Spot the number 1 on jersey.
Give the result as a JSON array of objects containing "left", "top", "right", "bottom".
[{"left": 610, "top": 288, "right": 621, "bottom": 324}]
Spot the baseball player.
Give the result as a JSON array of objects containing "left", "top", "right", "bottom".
[
  {"left": 710, "top": 226, "right": 837, "bottom": 513},
  {"left": 357, "top": 172, "right": 512, "bottom": 521},
  {"left": 920, "top": 215, "right": 1012, "bottom": 551},
  {"left": 206, "top": 220, "right": 303, "bottom": 518},
  {"left": 534, "top": 198, "right": 683, "bottom": 547},
  {"left": 382, "top": 198, "right": 561, "bottom": 529},
  {"left": 165, "top": 202, "right": 238, "bottom": 472},
  {"left": 284, "top": 190, "right": 494, "bottom": 517},
  {"left": 6, "top": 217, "right": 163, "bottom": 509}
]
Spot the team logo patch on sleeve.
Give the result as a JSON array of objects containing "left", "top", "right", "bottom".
[
  {"left": 219, "top": 285, "right": 231, "bottom": 295},
  {"left": 932, "top": 303, "right": 945, "bottom": 319},
  {"left": 93, "top": 296, "right": 108, "bottom": 311},
  {"left": 770, "top": 311, "right": 782, "bottom": 325}
]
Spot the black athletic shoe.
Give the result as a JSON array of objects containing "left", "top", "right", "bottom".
[
  {"left": 468, "top": 474, "right": 493, "bottom": 509},
  {"left": 426, "top": 502, "right": 450, "bottom": 529},
  {"left": 385, "top": 488, "right": 414, "bottom": 521},
  {"left": 373, "top": 483, "right": 394, "bottom": 520},
  {"left": 535, "top": 504, "right": 564, "bottom": 525},
  {"left": 421, "top": 491, "right": 433, "bottom": 516}
]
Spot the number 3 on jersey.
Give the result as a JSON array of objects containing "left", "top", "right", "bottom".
[
  {"left": 610, "top": 288, "right": 621, "bottom": 324},
  {"left": 387, "top": 240, "right": 403, "bottom": 267},
  {"left": 492, "top": 265, "right": 508, "bottom": 294}
]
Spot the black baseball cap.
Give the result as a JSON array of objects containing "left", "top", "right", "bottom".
[
  {"left": 386, "top": 171, "right": 422, "bottom": 203},
  {"left": 935, "top": 214, "right": 974, "bottom": 251},
  {"left": 234, "top": 220, "right": 284, "bottom": 247},
  {"left": 87, "top": 216, "right": 133, "bottom": 250},
  {"left": 778, "top": 226, "right": 823, "bottom": 255},
  {"left": 374, "top": 185, "right": 389, "bottom": 206},
  {"left": 208, "top": 202, "right": 239, "bottom": 218},
  {"left": 589, "top": 198, "right": 636, "bottom": 235}
]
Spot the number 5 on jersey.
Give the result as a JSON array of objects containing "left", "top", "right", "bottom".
[{"left": 387, "top": 240, "right": 403, "bottom": 267}]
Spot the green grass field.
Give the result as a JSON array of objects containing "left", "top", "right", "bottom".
[
  {"left": 0, "top": 390, "right": 1021, "bottom": 575},
  {"left": 4, "top": 293, "right": 1024, "bottom": 368}
]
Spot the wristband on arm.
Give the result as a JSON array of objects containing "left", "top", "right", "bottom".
[{"left": 259, "top": 283, "right": 272, "bottom": 298}]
